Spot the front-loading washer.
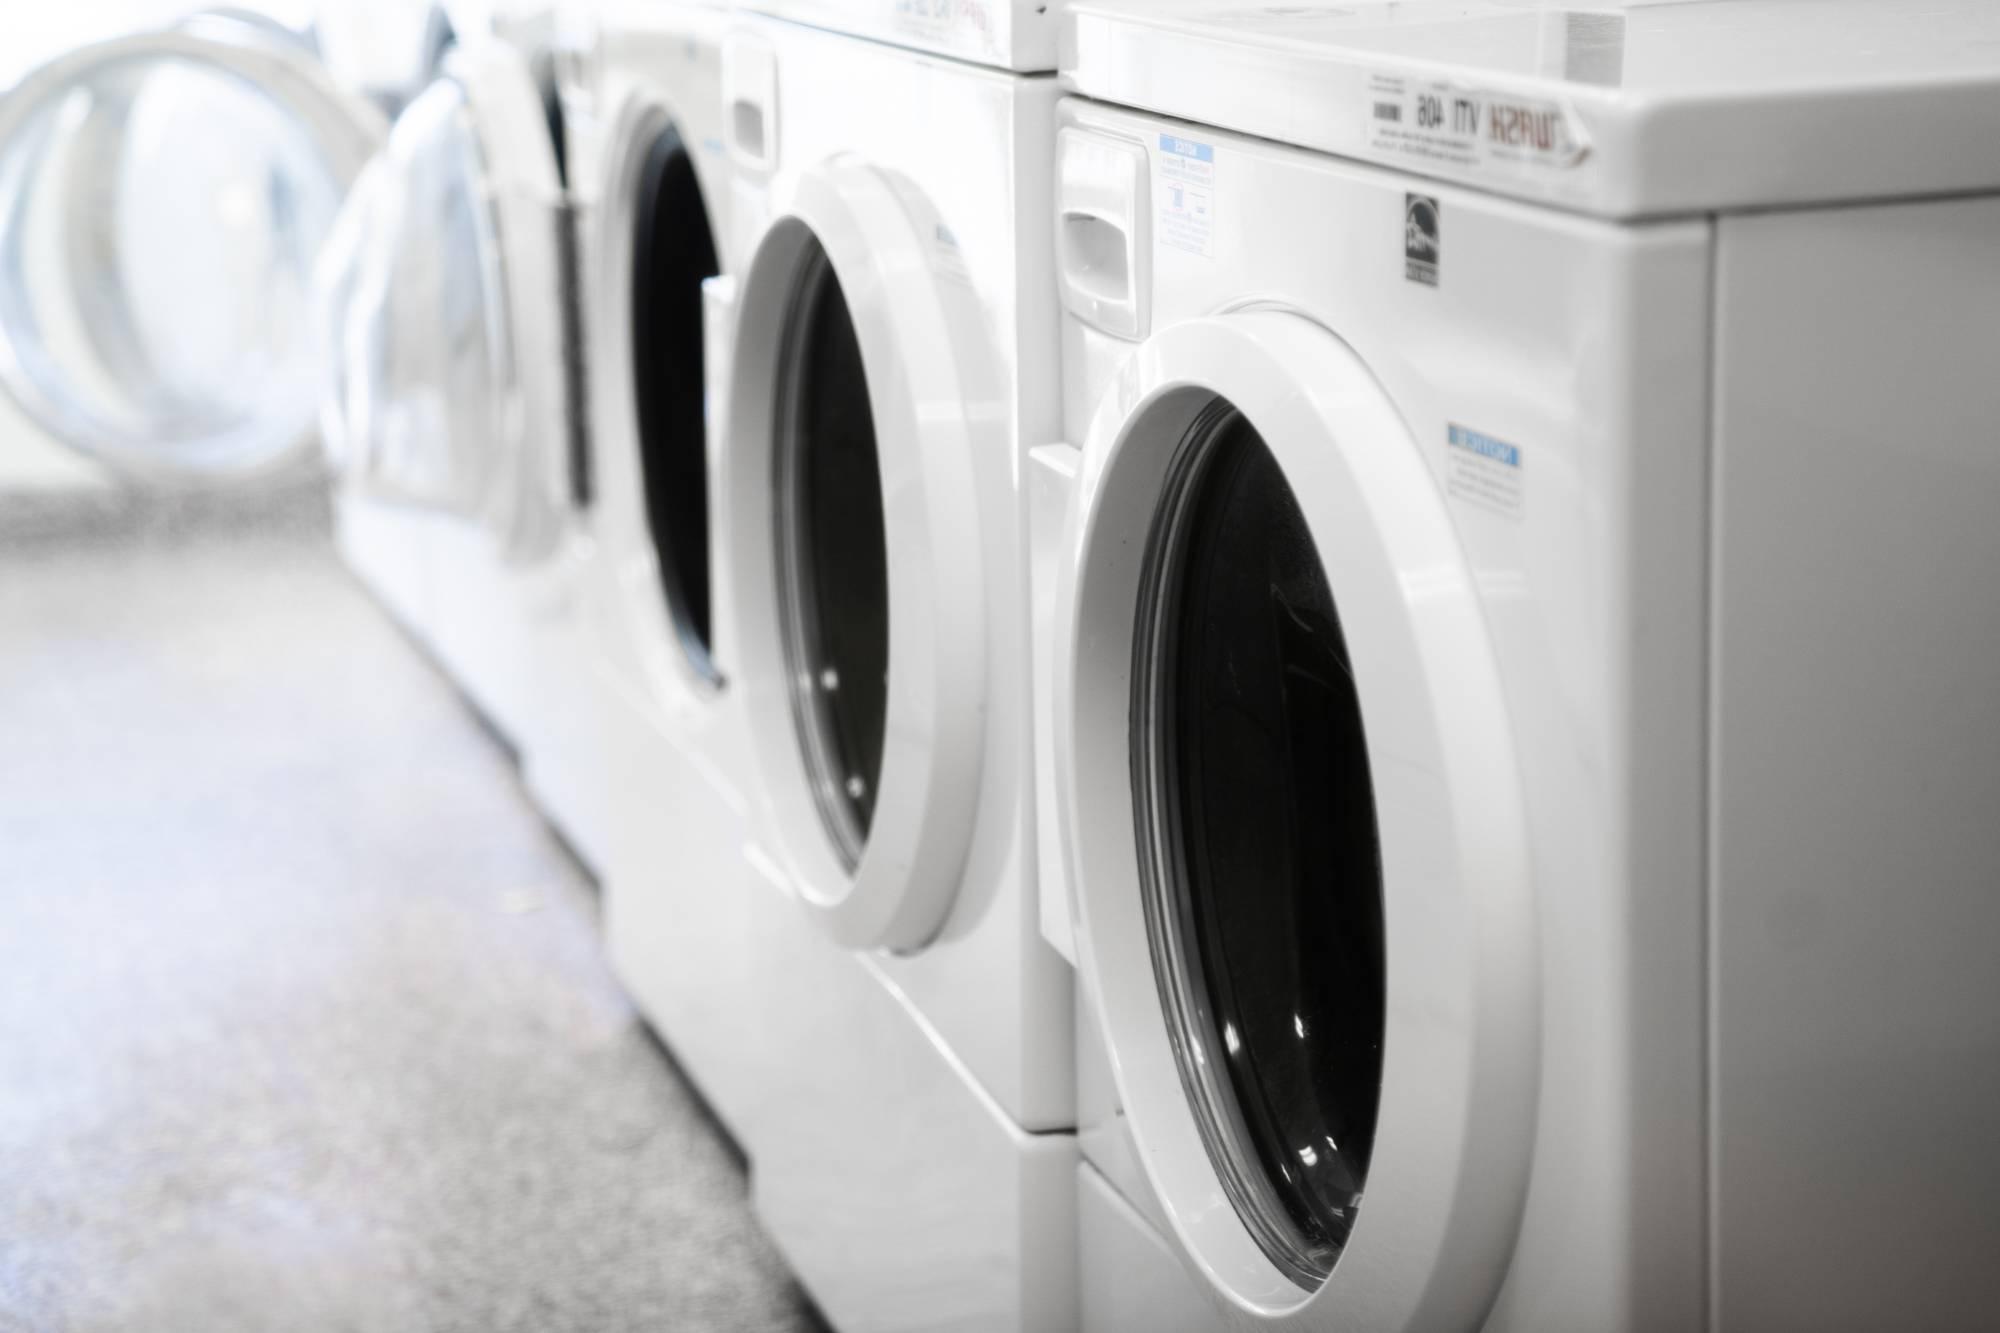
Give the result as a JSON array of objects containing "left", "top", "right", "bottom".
[
  {"left": 312, "top": 0, "right": 590, "bottom": 826},
  {"left": 1029, "top": 3, "right": 2000, "bottom": 1329},
  {"left": 0, "top": 14, "right": 380, "bottom": 487},
  {"left": 709, "top": 10, "right": 1076, "bottom": 1328},
  {"left": 542, "top": 0, "right": 787, "bottom": 1143},
  {"left": 352, "top": 6, "right": 590, "bottom": 801},
  {"left": 430, "top": 2, "right": 613, "bottom": 863},
  {"left": 311, "top": 1, "right": 456, "bottom": 649}
]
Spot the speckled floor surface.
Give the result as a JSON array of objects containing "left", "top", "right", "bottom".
[{"left": 0, "top": 488, "right": 823, "bottom": 1333}]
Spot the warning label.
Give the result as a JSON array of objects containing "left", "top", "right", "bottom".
[
  {"left": 1366, "top": 75, "right": 1587, "bottom": 177},
  {"left": 1157, "top": 133, "right": 1215, "bottom": 257},
  {"left": 1446, "top": 424, "right": 1524, "bottom": 518}
]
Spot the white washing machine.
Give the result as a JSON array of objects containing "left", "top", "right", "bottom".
[
  {"left": 360, "top": 6, "right": 589, "bottom": 793},
  {"left": 316, "top": 0, "right": 585, "bottom": 808},
  {"left": 330, "top": 2, "right": 631, "bottom": 888},
  {"left": 315, "top": 2, "right": 457, "bottom": 650},
  {"left": 0, "top": 13, "right": 378, "bottom": 487},
  {"left": 709, "top": 10, "right": 1076, "bottom": 1329},
  {"left": 316, "top": 0, "right": 541, "bottom": 656},
  {"left": 1029, "top": 3, "right": 2000, "bottom": 1330},
  {"left": 448, "top": 0, "right": 620, "bottom": 872},
  {"left": 544, "top": 0, "right": 784, "bottom": 1140}
]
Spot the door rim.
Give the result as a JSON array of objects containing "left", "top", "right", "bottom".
[{"left": 721, "top": 161, "right": 990, "bottom": 953}]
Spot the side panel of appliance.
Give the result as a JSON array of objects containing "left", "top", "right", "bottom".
[{"left": 1710, "top": 195, "right": 2000, "bottom": 1331}]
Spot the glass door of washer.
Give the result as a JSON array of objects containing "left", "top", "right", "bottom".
[{"left": 0, "top": 15, "right": 384, "bottom": 483}]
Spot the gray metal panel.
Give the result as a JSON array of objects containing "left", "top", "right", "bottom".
[{"left": 1711, "top": 195, "right": 2000, "bottom": 1331}]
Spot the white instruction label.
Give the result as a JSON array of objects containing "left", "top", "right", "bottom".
[
  {"left": 1157, "top": 133, "right": 1215, "bottom": 257},
  {"left": 1365, "top": 75, "right": 1588, "bottom": 177},
  {"left": 891, "top": 0, "right": 1002, "bottom": 60},
  {"left": 1446, "top": 424, "right": 1524, "bottom": 519}
]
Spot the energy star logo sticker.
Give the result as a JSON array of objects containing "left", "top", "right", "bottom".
[{"left": 1405, "top": 193, "right": 1440, "bottom": 286}]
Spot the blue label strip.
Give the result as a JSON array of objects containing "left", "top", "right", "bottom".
[{"left": 1447, "top": 424, "right": 1521, "bottom": 468}]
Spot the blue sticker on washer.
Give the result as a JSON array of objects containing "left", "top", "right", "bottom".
[
  {"left": 1447, "top": 424, "right": 1520, "bottom": 467},
  {"left": 1157, "top": 134, "right": 1215, "bottom": 257},
  {"left": 1446, "top": 424, "right": 1524, "bottom": 516}
]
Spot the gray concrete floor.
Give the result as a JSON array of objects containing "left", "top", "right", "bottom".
[{"left": 0, "top": 486, "right": 823, "bottom": 1332}]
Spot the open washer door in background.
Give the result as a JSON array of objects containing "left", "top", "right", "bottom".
[
  {"left": 0, "top": 14, "right": 382, "bottom": 484},
  {"left": 323, "top": 34, "right": 572, "bottom": 569}
]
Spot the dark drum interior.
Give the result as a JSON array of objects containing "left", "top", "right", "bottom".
[
  {"left": 529, "top": 50, "right": 567, "bottom": 189},
  {"left": 778, "top": 243, "right": 890, "bottom": 867},
  {"left": 630, "top": 124, "right": 722, "bottom": 678},
  {"left": 1141, "top": 403, "right": 1386, "bottom": 1289}
]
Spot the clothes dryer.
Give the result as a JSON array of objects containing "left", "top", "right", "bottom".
[
  {"left": 708, "top": 11, "right": 1076, "bottom": 1328},
  {"left": 1028, "top": 3, "right": 2000, "bottom": 1329}
]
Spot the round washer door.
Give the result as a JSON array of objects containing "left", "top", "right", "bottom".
[
  {"left": 721, "top": 162, "right": 992, "bottom": 953},
  {"left": 321, "top": 37, "right": 571, "bottom": 567},
  {"left": 1055, "top": 312, "right": 1538, "bottom": 1329},
  {"left": 583, "top": 91, "right": 726, "bottom": 692},
  {"left": 0, "top": 17, "right": 382, "bottom": 482}
]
